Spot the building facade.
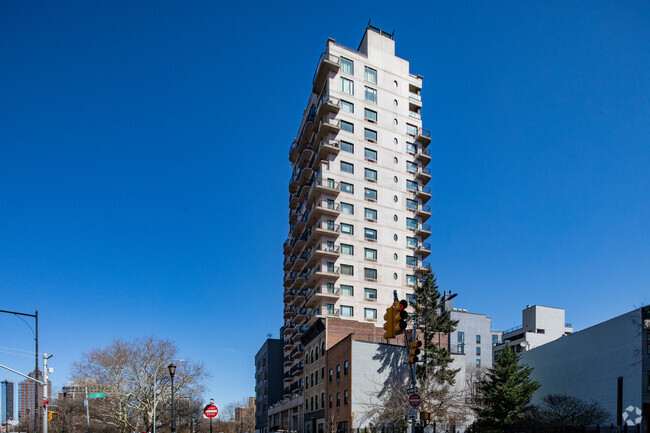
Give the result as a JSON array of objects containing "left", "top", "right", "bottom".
[
  {"left": 255, "top": 339, "right": 284, "bottom": 433},
  {"left": 1, "top": 380, "right": 14, "bottom": 424},
  {"left": 449, "top": 307, "right": 502, "bottom": 370},
  {"left": 17, "top": 370, "right": 50, "bottom": 427}
]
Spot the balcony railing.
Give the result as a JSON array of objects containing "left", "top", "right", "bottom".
[
  {"left": 312, "top": 52, "right": 340, "bottom": 92},
  {"left": 416, "top": 127, "right": 431, "bottom": 145},
  {"left": 409, "top": 111, "right": 422, "bottom": 120},
  {"left": 409, "top": 92, "right": 422, "bottom": 101}
]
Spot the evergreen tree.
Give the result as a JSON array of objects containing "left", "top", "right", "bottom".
[
  {"left": 413, "top": 269, "right": 458, "bottom": 385},
  {"left": 476, "top": 345, "right": 541, "bottom": 427}
]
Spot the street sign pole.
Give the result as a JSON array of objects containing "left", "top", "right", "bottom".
[
  {"left": 85, "top": 387, "right": 91, "bottom": 433},
  {"left": 210, "top": 398, "right": 214, "bottom": 433}
]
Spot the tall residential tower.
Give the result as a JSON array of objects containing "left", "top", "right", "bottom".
[{"left": 282, "top": 25, "right": 431, "bottom": 397}]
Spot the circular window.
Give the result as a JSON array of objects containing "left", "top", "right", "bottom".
[
  {"left": 393, "top": 253, "right": 398, "bottom": 261},
  {"left": 393, "top": 234, "right": 398, "bottom": 241},
  {"left": 394, "top": 80, "right": 399, "bottom": 88},
  {"left": 394, "top": 138, "right": 398, "bottom": 145},
  {"left": 393, "top": 273, "right": 398, "bottom": 280},
  {"left": 393, "top": 176, "right": 398, "bottom": 183},
  {"left": 393, "top": 214, "right": 398, "bottom": 222},
  {"left": 393, "top": 195, "right": 398, "bottom": 202},
  {"left": 393, "top": 157, "right": 398, "bottom": 164},
  {"left": 393, "top": 118, "right": 398, "bottom": 126},
  {"left": 393, "top": 99, "right": 398, "bottom": 107}
]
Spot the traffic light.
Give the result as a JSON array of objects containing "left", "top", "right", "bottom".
[
  {"left": 383, "top": 304, "right": 396, "bottom": 339},
  {"left": 48, "top": 411, "right": 60, "bottom": 421},
  {"left": 408, "top": 340, "right": 422, "bottom": 364},
  {"left": 383, "top": 300, "right": 408, "bottom": 338},
  {"left": 420, "top": 411, "right": 430, "bottom": 426}
]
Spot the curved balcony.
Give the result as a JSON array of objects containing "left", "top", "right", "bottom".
[
  {"left": 308, "top": 200, "right": 340, "bottom": 222},
  {"left": 315, "top": 117, "right": 340, "bottom": 143},
  {"left": 291, "top": 232, "right": 310, "bottom": 256},
  {"left": 414, "top": 242, "right": 431, "bottom": 259},
  {"left": 306, "top": 285, "right": 340, "bottom": 308},
  {"left": 284, "top": 255, "right": 294, "bottom": 271},
  {"left": 283, "top": 356, "right": 293, "bottom": 367},
  {"left": 306, "top": 264, "right": 340, "bottom": 286},
  {"left": 305, "top": 307, "right": 323, "bottom": 327},
  {"left": 415, "top": 147, "right": 431, "bottom": 164},
  {"left": 416, "top": 185, "right": 431, "bottom": 202},
  {"left": 415, "top": 127, "right": 431, "bottom": 146},
  {"left": 292, "top": 289, "right": 308, "bottom": 307},
  {"left": 315, "top": 96, "right": 340, "bottom": 124},
  {"left": 415, "top": 167, "right": 431, "bottom": 183},
  {"left": 283, "top": 273, "right": 293, "bottom": 287},
  {"left": 283, "top": 288, "right": 294, "bottom": 303},
  {"left": 416, "top": 223, "right": 431, "bottom": 239},
  {"left": 307, "top": 177, "right": 339, "bottom": 205},
  {"left": 291, "top": 251, "right": 309, "bottom": 273},
  {"left": 307, "top": 243, "right": 340, "bottom": 265},
  {"left": 284, "top": 305, "right": 295, "bottom": 319},
  {"left": 290, "top": 270, "right": 308, "bottom": 290},
  {"left": 312, "top": 52, "right": 340, "bottom": 94},
  {"left": 414, "top": 261, "right": 431, "bottom": 275},
  {"left": 306, "top": 222, "right": 340, "bottom": 246},
  {"left": 292, "top": 307, "right": 308, "bottom": 323},
  {"left": 289, "top": 140, "right": 299, "bottom": 164},
  {"left": 315, "top": 138, "right": 340, "bottom": 162}
]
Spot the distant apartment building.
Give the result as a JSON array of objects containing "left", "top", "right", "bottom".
[
  {"left": 495, "top": 305, "right": 572, "bottom": 356},
  {"left": 449, "top": 305, "right": 502, "bottom": 370},
  {"left": 236, "top": 397, "right": 256, "bottom": 424},
  {"left": 521, "top": 305, "right": 649, "bottom": 430},
  {"left": 255, "top": 339, "right": 284, "bottom": 433},
  {"left": 1, "top": 380, "right": 14, "bottom": 424},
  {"left": 17, "top": 370, "right": 50, "bottom": 426}
]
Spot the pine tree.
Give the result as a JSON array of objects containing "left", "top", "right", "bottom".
[
  {"left": 413, "top": 269, "right": 458, "bottom": 385},
  {"left": 476, "top": 345, "right": 541, "bottom": 427}
]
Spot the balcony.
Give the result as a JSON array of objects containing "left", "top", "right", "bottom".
[
  {"left": 307, "top": 243, "right": 340, "bottom": 265},
  {"left": 283, "top": 255, "right": 294, "bottom": 271},
  {"left": 288, "top": 166, "right": 300, "bottom": 193},
  {"left": 289, "top": 139, "right": 300, "bottom": 164},
  {"left": 416, "top": 223, "right": 431, "bottom": 239},
  {"left": 312, "top": 52, "right": 340, "bottom": 94},
  {"left": 315, "top": 95, "right": 340, "bottom": 123},
  {"left": 306, "top": 285, "right": 340, "bottom": 308},
  {"left": 283, "top": 356, "right": 293, "bottom": 367},
  {"left": 283, "top": 372, "right": 292, "bottom": 383},
  {"left": 306, "top": 264, "right": 340, "bottom": 286},
  {"left": 290, "top": 345, "right": 304, "bottom": 360},
  {"left": 290, "top": 270, "right": 308, "bottom": 290},
  {"left": 291, "top": 232, "right": 310, "bottom": 256},
  {"left": 292, "top": 289, "right": 308, "bottom": 307},
  {"left": 297, "top": 144, "right": 315, "bottom": 170},
  {"left": 283, "top": 288, "right": 294, "bottom": 302},
  {"left": 415, "top": 127, "right": 431, "bottom": 146},
  {"left": 416, "top": 185, "right": 431, "bottom": 201},
  {"left": 315, "top": 138, "right": 340, "bottom": 162},
  {"left": 284, "top": 305, "right": 295, "bottom": 319},
  {"left": 283, "top": 273, "right": 293, "bottom": 287},
  {"left": 415, "top": 261, "right": 431, "bottom": 275},
  {"left": 415, "top": 204, "right": 431, "bottom": 219},
  {"left": 415, "top": 167, "right": 431, "bottom": 183},
  {"left": 315, "top": 117, "right": 340, "bottom": 142},
  {"left": 415, "top": 147, "right": 431, "bottom": 164},
  {"left": 292, "top": 306, "right": 308, "bottom": 322},
  {"left": 289, "top": 363, "right": 304, "bottom": 376},
  {"left": 306, "top": 222, "right": 340, "bottom": 246},
  {"left": 309, "top": 200, "right": 340, "bottom": 220},
  {"left": 291, "top": 251, "right": 309, "bottom": 273},
  {"left": 415, "top": 242, "right": 431, "bottom": 259},
  {"left": 409, "top": 111, "right": 422, "bottom": 120},
  {"left": 307, "top": 177, "right": 340, "bottom": 203},
  {"left": 305, "top": 307, "right": 323, "bottom": 327}
]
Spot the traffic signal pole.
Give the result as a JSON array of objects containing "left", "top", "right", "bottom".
[{"left": 43, "top": 354, "right": 53, "bottom": 433}]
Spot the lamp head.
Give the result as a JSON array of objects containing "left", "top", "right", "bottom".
[{"left": 168, "top": 363, "right": 177, "bottom": 378}]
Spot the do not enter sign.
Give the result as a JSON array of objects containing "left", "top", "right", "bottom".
[
  {"left": 204, "top": 404, "right": 219, "bottom": 418},
  {"left": 408, "top": 393, "right": 421, "bottom": 408}
]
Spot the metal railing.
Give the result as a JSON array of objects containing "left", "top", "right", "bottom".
[{"left": 312, "top": 52, "right": 340, "bottom": 86}]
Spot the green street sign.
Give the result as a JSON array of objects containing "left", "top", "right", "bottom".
[{"left": 88, "top": 393, "right": 105, "bottom": 399}]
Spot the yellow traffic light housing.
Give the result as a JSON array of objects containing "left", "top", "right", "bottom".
[
  {"left": 48, "top": 411, "right": 60, "bottom": 421},
  {"left": 383, "top": 304, "right": 396, "bottom": 339},
  {"left": 420, "top": 411, "right": 430, "bottom": 426},
  {"left": 392, "top": 300, "right": 408, "bottom": 336},
  {"left": 408, "top": 340, "right": 422, "bottom": 364}
]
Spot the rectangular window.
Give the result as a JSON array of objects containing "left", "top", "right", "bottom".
[
  {"left": 364, "top": 308, "right": 377, "bottom": 320},
  {"left": 476, "top": 347, "right": 481, "bottom": 356},
  {"left": 406, "top": 123, "right": 418, "bottom": 136},
  {"left": 364, "top": 168, "right": 377, "bottom": 182},
  {"left": 492, "top": 335, "right": 499, "bottom": 344},
  {"left": 344, "top": 390, "right": 349, "bottom": 404},
  {"left": 364, "top": 108, "right": 377, "bottom": 123},
  {"left": 458, "top": 332, "right": 465, "bottom": 343},
  {"left": 364, "top": 248, "right": 377, "bottom": 260},
  {"left": 329, "top": 369, "right": 333, "bottom": 382},
  {"left": 340, "top": 182, "right": 354, "bottom": 194},
  {"left": 340, "top": 161, "right": 354, "bottom": 174},
  {"left": 364, "top": 288, "right": 377, "bottom": 300},
  {"left": 364, "top": 268, "right": 377, "bottom": 280},
  {"left": 476, "top": 335, "right": 481, "bottom": 344},
  {"left": 406, "top": 275, "right": 417, "bottom": 286},
  {"left": 326, "top": 220, "right": 335, "bottom": 231},
  {"left": 336, "top": 392, "right": 340, "bottom": 408},
  {"left": 406, "top": 293, "right": 415, "bottom": 305},
  {"left": 406, "top": 142, "right": 417, "bottom": 154},
  {"left": 329, "top": 395, "right": 332, "bottom": 408},
  {"left": 364, "top": 188, "right": 377, "bottom": 201},
  {"left": 476, "top": 359, "right": 481, "bottom": 367},
  {"left": 340, "top": 306, "right": 353, "bottom": 317},
  {"left": 340, "top": 202, "right": 354, "bottom": 214},
  {"left": 364, "top": 129, "right": 377, "bottom": 142},
  {"left": 406, "top": 199, "right": 418, "bottom": 210},
  {"left": 406, "top": 237, "right": 418, "bottom": 248},
  {"left": 340, "top": 100, "right": 354, "bottom": 113},
  {"left": 340, "top": 284, "right": 353, "bottom": 296},
  {"left": 340, "top": 244, "right": 354, "bottom": 255},
  {"left": 406, "top": 180, "right": 418, "bottom": 192},
  {"left": 406, "top": 161, "right": 418, "bottom": 173},
  {"left": 340, "top": 141, "right": 354, "bottom": 153},
  {"left": 364, "top": 228, "right": 377, "bottom": 240},
  {"left": 341, "top": 77, "right": 354, "bottom": 95},
  {"left": 344, "top": 360, "right": 349, "bottom": 375},
  {"left": 406, "top": 218, "right": 418, "bottom": 230},
  {"left": 406, "top": 256, "right": 418, "bottom": 267},
  {"left": 365, "top": 86, "right": 377, "bottom": 103},
  {"left": 340, "top": 264, "right": 353, "bottom": 276},
  {"left": 364, "top": 66, "right": 377, "bottom": 84},
  {"left": 340, "top": 57, "right": 353, "bottom": 74},
  {"left": 364, "top": 208, "right": 377, "bottom": 221},
  {"left": 341, "top": 120, "right": 354, "bottom": 133},
  {"left": 364, "top": 148, "right": 377, "bottom": 161},
  {"left": 340, "top": 223, "right": 354, "bottom": 234}
]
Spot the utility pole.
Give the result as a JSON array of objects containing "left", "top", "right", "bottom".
[
  {"left": 43, "top": 354, "right": 53, "bottom": 433},
  {"left": 85, "top": 387, "right": 91, "bottom": 433}
]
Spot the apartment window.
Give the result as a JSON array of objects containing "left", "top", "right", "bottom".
[
  {"left": 329, "top": 369, "right": 333, "bottom": 382},
  {"left": 364, "top": 208, "right": 377, "bottom": 221},
  {"left": 341, "top": 305, "right": 353, "bottom": 317},
  {"left": 340, "top": 100, "right": 354, "bottom": 113},
  {"left": 406, "top": 237, "right": 418, "bottom": 248},
  {"left": 364, "top": 248, "right": 377, "bottom": 260},
  {"left": 406, "top": 180, "right": 418, "bottom": 192},
  {"left": 476, "top": 359, "right": 481, "bottom": 367},
  {"left": 336, "top": 365, "right": 341, "bottom": 379},
  {"left": 340, "top": 140, "right": 354, "bottom": 153},
  {"left": 340, "top": 223, "right": 353, "bottom": 235},
  {"left": 326, "top": 220, "right": 335, "bottom": 231},
  {"left": 406, "top": 275, "right": 417, "bottom": 286},
  {"left": 406, "top": 199, "right": 418, "bottom": 210},
  {"left": 336, "top": 392, "right": 340, "bottom": 409},
  {"left": 492, "top": 335, "right": 499, "bottom": 344},
  {"left": 364, "top": 288, "right": 377, "bottom": 300},
  {"left": 344, "top": 390, "right": 349, "bottom": 405},
  {"left": 364, "top": 129, "right": 377, "bottom": 142},
  {"left": 316, "top": 347, "right": 319, "bottom": 359},
  {"left": 329, "top": 395, "right": 333, "bottom": 408},
  {"left": 406, "top": 218, "right": 418, "bottom": 230},
  {"left": 341, "top": 120, "right": 354, "bottom": 133},
  {"left": 364, "top": 108, "right": 377, "bottom": 123},
  {"left": 340, "top": 244, "right": 354, "bottom": 256},
  {"left": 476, "top": 347, "right": 481, "bottom": 356},
  {"left": 476, "top": 335, "right": 481, "bottom": 344},
  {"left": 311, "top": 372, "right": 315, "bottom": 386},
  {"left": 364, "top": 268, "right": 377, "bottom": 280},
  {"left": 406, "top": 256, "right": 418, "bottom": 267},
  {"left": 458, "top": 344, "right": 465, "bottom": 355},
  {"left": 340, "top": 264, "right": 353, "bottom": 276},
  {"left": 364, "top": 148, "right": 378, "bottom": 161},
  {"left": 406, "top": 161, "right": 418, "bottom": 173},
  {"left": 340, "top": 202, "right": 354, "bottom": 215},
  {"left": 340, "top": 182, "right": 354, "bottom": 194},
  {"left": 340, "top": 57, "right": 353, "bottom": 74},
  {"left": 406, "top": 293, "right": 415, "bottom": 305},
  {"left": 322, "top": 393, "right": 325, "bottom": 407},
  {"left": 364, "top": 308, "right": 377, "bottom": 320},
  {"left": 340, "top": 161, "right": 354, "bottom": 174},
  {"left": 364, "top": 228, "right": 377, "bottom": 240},
  {"left": 407, "top": 123, "right": 418, "bottom": 136},
  {"left": 314, "top": 396, "right": 317, "bottom": 410},
  {"left": 340, "top": 284, "right": 353, "bottom": 296},
  {"left": 365, "top": 188, "right": 377, "bottom": 201},
  {"left": 406, "top": 142, "right": 417, "bottom": 154},
  {"left": 365, "top": 168, "right": 377, "bottom": 182},
  {"left": 326, "top": 304, "right": 335, "bottom": 315},
  {"left": 458, "top": 332, "right": 465, "bottom": 343},
  {"left": 364, "top": 66, "right": 377, "bottom": 84},
  {"left": 365, "top": 86, "right": 377, "bottom": 103},
  {"left": 341, "top": 77, "right": 354, "bottom": 95}
]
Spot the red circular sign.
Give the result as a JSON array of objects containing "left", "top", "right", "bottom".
[
  {"left": 409, "top": 393, "right": 421, "bottom": 408},
  {"left": 204, "top": 404, "right": 219, "bottom": 418}
]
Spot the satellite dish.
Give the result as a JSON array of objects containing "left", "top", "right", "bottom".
[{"left": 520, "top": 341, "right": 530, "bottom": 348}]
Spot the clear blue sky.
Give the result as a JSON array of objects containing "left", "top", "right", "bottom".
[{"left": 1, "top": 0, "right": 649, "bottom": 407}]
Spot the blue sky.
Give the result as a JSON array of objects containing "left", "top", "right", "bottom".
[{"left": 1, "top": 0, "right": 649, "bottom": 407}]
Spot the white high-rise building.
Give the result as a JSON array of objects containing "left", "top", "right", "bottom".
[{"left": 282, "top": 24, "right": 431, "bottom": 397}]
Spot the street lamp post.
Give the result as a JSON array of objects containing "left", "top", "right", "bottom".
[
  {"left": 168, "top": 364, "right": 177, "bottom": 433},
  {"left": 152, "top": 359, "right": 185, "bottom": 433}
]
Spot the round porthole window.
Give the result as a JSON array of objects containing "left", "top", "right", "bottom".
[
  {"left": 393, "top": 253, "right": 398, "bottom": 261},
  {"left": 393, "top": 176, "right": 398, "bottom": 183},
  {"left": 393, "top": 195, "right": 398, "bottom": 202},
  {"left": 393, "top": 80, "right": 399, "bottom": 88},
  {"left": 393, "top": 214, "right": 398, "bottom": 222},
  {"left": 394, "top": 138, "right": 398, "bottom": 145},
  {"left": 393, "top": 273, "right": 398, "bottom": 280},
  {"left": 393, "top": 157, "right": 398, "bottom": 164},
  {"left": 393, "top": 99, "right": 398, "bottom": 107},
  {"left": 393, "top": 234, "right": 398, "bottom": 241},
  {"left": 393, "top": 118, "right": 398, "bottom": 126}
]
